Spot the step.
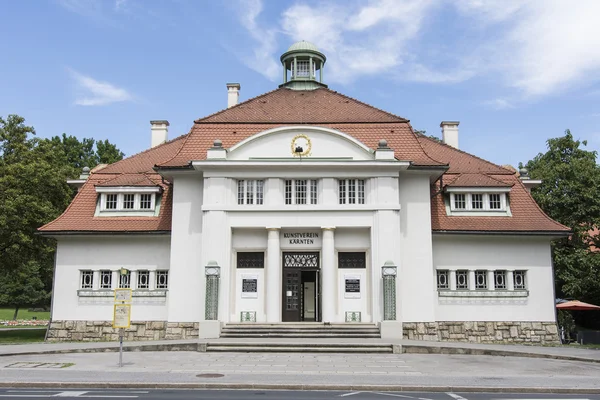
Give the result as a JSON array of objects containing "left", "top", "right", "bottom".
[
  {"left": 224, "top": 324, "right": 378, "bottom": 328},
  {"left": 220, "top": 334, "right": 382, "bottom": 338},
  {"left": 206, "top": 346, "right": 393, "bottom": 353},
  {"left": 220, "top": 329, "right": 380, "bottom": 333}
]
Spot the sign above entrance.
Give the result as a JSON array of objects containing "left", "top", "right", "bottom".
[{"left": 281, "top": 231, "right": 322, "bottom": 249}]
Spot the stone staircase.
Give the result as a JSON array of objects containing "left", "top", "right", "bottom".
[
  {"left": 203, "top": 323, "right": 394, "bottom": 353},
  {"left": 220, "top": 323, "right": 381, "bottom": 338}
]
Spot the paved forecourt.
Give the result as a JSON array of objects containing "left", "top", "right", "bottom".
[{"left": 0, "top": 351, "right": 599, "bottom": 392}]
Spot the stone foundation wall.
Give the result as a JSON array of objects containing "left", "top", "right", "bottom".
[
  {"left": 403, "top": 321, "right": 559, "bottom": 344},
  {"left": 47, "top": 321, "right": 199, "bottom": 342}
]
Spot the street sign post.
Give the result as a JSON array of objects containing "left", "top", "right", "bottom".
[{"left": 113, "top": 283, "right": 132, "bottom": 368}]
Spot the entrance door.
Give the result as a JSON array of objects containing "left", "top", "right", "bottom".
[{"left": 282, "top": 252, "right": 320, "bottom": 322}]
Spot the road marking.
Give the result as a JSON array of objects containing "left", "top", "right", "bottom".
[
  {"left": 447, "top": 393, "right": 468, "bottom": 400},
  {"left": 54, "top": 392, "right": 89, "bottom": 397},
  {"left": 340, "top": 393, "right": 362, "bottom": 397},
  {"left": 374, "top": 394, "right": 423, "bottom": 399}
]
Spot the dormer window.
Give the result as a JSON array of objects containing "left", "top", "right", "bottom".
[
  {"left": 95, "top": 186, "right": 161, "bottom": 215},
  {"left": 448, "top": 191, "right": 509, "bottom": 213}
]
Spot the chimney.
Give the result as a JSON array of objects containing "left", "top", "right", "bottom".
[
  {"left": 150, "top": 120, "right": 169, "bottom": 148},
  {"left": 227, "top": 83, "right": 240, "bottom": 108},
  {"left": 440, "top": 121, "right": 460, "bottom": 149}
]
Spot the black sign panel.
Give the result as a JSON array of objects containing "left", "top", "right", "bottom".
[
  {"left": 242, "top": 278, "right": 258, "bottom": 293},
  {"left": 345, "top": 279, "right": 360, "bottom": 293}
]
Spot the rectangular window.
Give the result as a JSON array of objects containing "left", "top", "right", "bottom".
[
  {"left": 237, "top": 180, "right": 264, "bottom": 205},
  {"left": 285, "top": 180, "right": 292, "bottom": 205},
  {"left": 105, "top": 194, "right": 118, "bottom": 210},
  {"left": 100, "top": 270, "right": 112, "bottom": 289},
  {"left": 296, "top": 60, "right": 310, "bottom": 77},
  {"left": 494, "top": 270, "right": 506, "bottom": 289},
  {"left": 237, "top": 252, "right": 265, "bottom": 268},
  {"left": 118, "top": 270, "right": 131, "bottom": 288},
  {"left": 140, "top": 194, "right": 153, "bottom": 209},
  {"left": 295, "top": 179, "right": 307, "bottom": 204},
  {"left": 137, "top": 270, "right": 149, "bottom": 289},
  {"left": 513, "top": 270, "right": 527, "bottom": 289},
  {"left": 453, "top": 194, "right": 466, "bottom": 210},
  {"left": 123, "top": 194, "right": 135, "bottom": 209},
  {"left": 284, "top": 179, "right": 318, "bottom": 205},
  {"left": 338, "top": 252, "right": 366, "bottom": 269},
  {"left": 489, "top": 193, "right": 502, "bottom": 210},
  {"left": 437, "top": 270, "right": 449, "bottom": 289},
  {"left": 475, "top": 270, "right": 487, "bottom": 289},
  {"left": 471, "top": 194, "right": 483, "bottom": 210},
  {"left": 80, "top": 271, "right": 93, "bottom": 289},
  {"left": 456, "top": 270, "right": 469, "bottom": 289},
  {"left": 256, "top": 180, "right": 264, "bottom": 205},
  {"left": 156, "top": 270, "right": 169, "bottom": 289},
  {"left": 338, "top": 179, "right": 365, "bottom": 204}
]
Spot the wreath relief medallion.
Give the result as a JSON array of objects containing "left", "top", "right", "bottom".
[{"left": 291, "top": 134, "right": 311, "bottom": 157}]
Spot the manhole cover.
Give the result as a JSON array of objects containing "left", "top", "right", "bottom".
[{"left": 197, "top": 373, "right": 224, "bottom": 378}]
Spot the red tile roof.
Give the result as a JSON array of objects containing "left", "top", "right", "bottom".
[
  {"left": 445, "top": 173, "right": 513, "bottom": 188},
  {"left": 39, "top": 88, "right": 569, "bottom": 235}
]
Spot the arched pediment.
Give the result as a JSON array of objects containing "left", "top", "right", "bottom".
[{"left": 227, "top": 126, "right": 374, "bottom": 161}]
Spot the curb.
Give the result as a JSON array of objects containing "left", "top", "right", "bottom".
[
  {"left": 402, "top": 345, "right": 600, "bottom": 364},
  {"left": 0, "top": 382, "right": 599, "bottom": 394},
  {"left": 1, "top": 343, "right": 599, "bottom": 364}
]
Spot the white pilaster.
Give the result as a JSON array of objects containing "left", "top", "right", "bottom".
[
  {"left": 488, "top": 270, "right": 495, "bottom": 291},
  {"left": 112, "top": 271, "right": 118, "bottom": 290},
  {"left": 321, "top": 227, "right": 336, "bottom": 323},
  {"left": 266, "top": 227, "right": 281, "bottom": 322},
  {"left": 93, "top": 270, "right": 100, "bottom": 290},
  {"left": 449, "top": 270, "right": 457, "bottom": 291},
  {"left": 149, "top": 270, "right": 156, "bottom": 290},
  {"left": 468, "top": 270, "right": 476, "bottom": 291},
  {"left": 130, "top": 271, "right": 137, "bottom": 290},
  {"left": 507, "top": 270, "right": 515, "bottom": 291}
]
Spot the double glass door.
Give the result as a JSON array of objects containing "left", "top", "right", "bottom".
[{"left": 282, "top": 252, "right": 320, "bottom": 322}]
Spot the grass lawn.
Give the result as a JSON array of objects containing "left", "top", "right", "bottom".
[
  {"left": 0, "top": 308, "right": 50, "bottom": 321},
  {"left": 0, "top": 328, "right": 46, "bottom": 344}
]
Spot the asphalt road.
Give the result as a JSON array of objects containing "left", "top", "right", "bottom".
[{"left": 0, "top": 390, "right": 598, "bottom": 400}]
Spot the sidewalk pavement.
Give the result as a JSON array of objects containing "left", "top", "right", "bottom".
[
  {"left": 2, "top": 337, "right": 599, "bottom": 363},
  {"left": 1, "top": 338, "right": 600, "bottom": 393}
]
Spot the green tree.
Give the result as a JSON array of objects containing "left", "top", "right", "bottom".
[
  {"left": 523, "top": 129, "right": 600, "bottom": 324},
  {"left": 0, "top": 261, "right": 49, "bottom": 320},
  {"left": 0, "top": 114, "right": 125, "bottom": 315}
]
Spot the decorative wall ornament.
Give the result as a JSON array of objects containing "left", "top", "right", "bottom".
[
  {"left": 345, "top": 311, "right": 362, "bottom": 322},
  {"left": 240, "top": 311, "right": 257, "bottom": 322},
  {"left": 290, "top": 134, "right": 311, "bottom": 157}
]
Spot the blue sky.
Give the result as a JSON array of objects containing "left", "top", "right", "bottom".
[{"left": 2, "top": 0, "right": 600, "bottom": 168}]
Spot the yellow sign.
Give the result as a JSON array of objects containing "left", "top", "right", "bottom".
[
  {"left": 114, "top": 289, "right": 132, "bottom": 303},
  {"left": 113, "top": 304, "right": 131, "bottom": 329}
]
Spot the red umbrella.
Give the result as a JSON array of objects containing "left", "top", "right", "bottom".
[{"left": 556, "top": 300, "right": 600, "bottom": 310}]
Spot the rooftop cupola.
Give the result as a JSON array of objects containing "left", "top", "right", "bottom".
[{"left": 280, "top": 41, "right": 327, "bottom": 90}]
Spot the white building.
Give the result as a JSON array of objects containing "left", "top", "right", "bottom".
[{"left": 41, "top": 42, "right": 568, "bottom": 343}]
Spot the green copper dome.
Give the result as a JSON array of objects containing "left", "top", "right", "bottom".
[{"left": 287, "top": 40, "right": 320, "bottom": 52}]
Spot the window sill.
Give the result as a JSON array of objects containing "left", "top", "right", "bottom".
[
  {"left": 77, "top": 290, "right": 168, "bottom": 297},
  {"left": 438, "top": 290, "right": 529, "bottom": 298},
  {"left": 202, "top": 204, "right": 401, "bottom": 211}
]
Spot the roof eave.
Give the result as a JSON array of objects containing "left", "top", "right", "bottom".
[
  {"left": 432, "top": 229, "right": 572, "bottom": 238},
  {"left": 37, "top": 230, "right": 171, "bottom": 237}
]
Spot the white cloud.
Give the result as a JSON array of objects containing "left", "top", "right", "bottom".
[
  {"left": 457, "top": 0, "right": 600, "bottom": 97},
  {"left": 484, "top": 98, "right": 515, "bottom": 110},
  {"left": 235, "top": 0, "right": 280, "bottom": 81},
  {"left": 68, "top": 69, "right": 133, "bottom": 106}
]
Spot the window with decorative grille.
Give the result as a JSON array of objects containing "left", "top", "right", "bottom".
[
  {"left": 475, "top": 270, "right": 487, "bottom": 289},
  {"left": 456, "top": 270, "right": 469, "bottom": 289},
  {"left": 338, "top": 252, "right": 366, "bottom": 268},
  {"left": 100, "top": 270, "right": 112, "bottom": 289},
  {"left": 494, "top": 270, "right": 506, "bottom": 289},
  {"left": 118, "top": 271, "right": 131, "bottom": 288},
  {"left": 437, "top": 270, "right": 449, "bottom": 289},
  {"left": 156, "top": 270, "right": 169, "bottom": 289},
  {"left": 513, "top": 270, "right": 527, "bottom": 289},
  {"left": 80, "top": 271, "right": 93, "bottom": 289},
  {"left": 137, "top": 270, "right": 149, "bottom": 289},
  {"left": 237, "top": 252, "right": 265, "bottom": 268}
]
